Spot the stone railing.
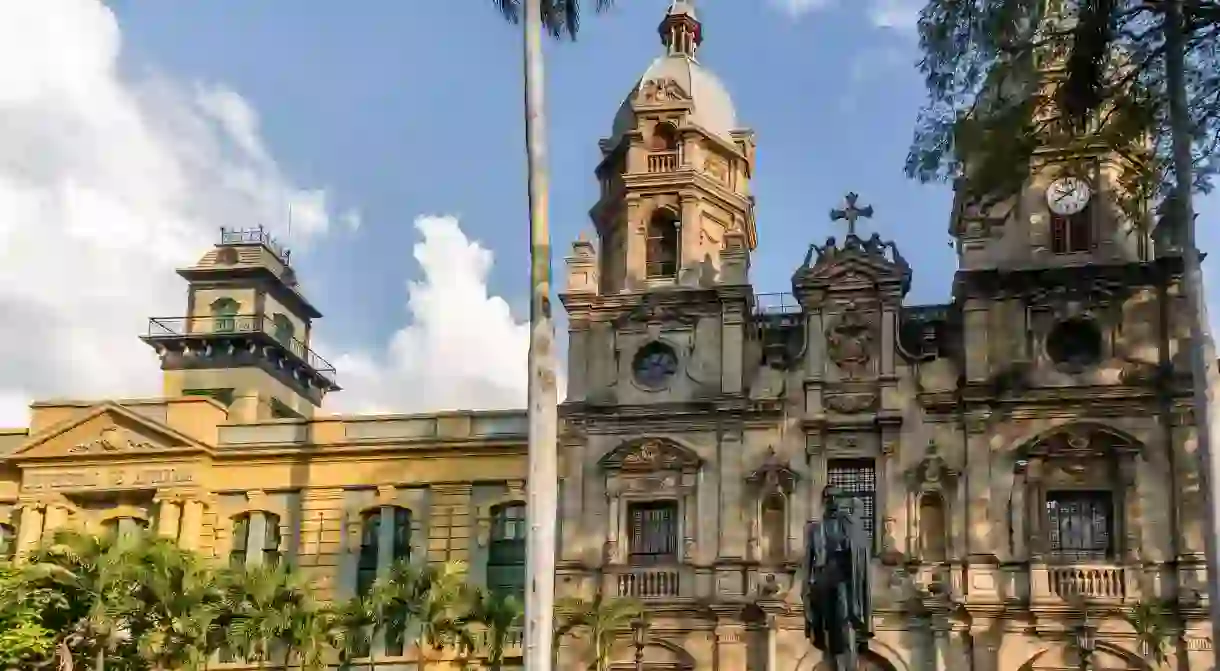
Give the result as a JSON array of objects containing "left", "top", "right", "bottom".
[
  {"left": 1031, "top": 563, "right": 1136, "bottom": 604},
  {"left": 647, "top": 151, "right": 679, "bottom": 173},
  {"left": 613, "top": 565, "right": 683, "bottom": 599}
]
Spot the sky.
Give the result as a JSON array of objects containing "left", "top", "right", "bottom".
[{"left": 0, "top": 0, "right": 1217, "bottom": 424}]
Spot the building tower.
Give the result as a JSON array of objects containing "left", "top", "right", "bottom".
[{"left": 140, "top": 227, "right": 340, "bottom": 422}]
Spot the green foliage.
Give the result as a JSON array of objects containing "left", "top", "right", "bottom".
[
  {"left": 1117, "top": 599, "right": 1175, "bottom": 667},
  {"left": 492, "top": 0, "right": 617, "bottom": 41},
  {"left": 554, "top": 592, "right": 644, "bottom": 671},
  {"left": 1, "top": 530, "right": 540, "bottom": 670},
  {"left": 907, "top": 0, "right": 1220, "bottom": 227}
]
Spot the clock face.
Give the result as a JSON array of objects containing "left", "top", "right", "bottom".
[{"left": 1046, "top": 177, "right": 1092, "bottom": 216}]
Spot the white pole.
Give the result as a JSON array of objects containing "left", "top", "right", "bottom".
[
  {"left": 521, "top": 0, "right": 558, "bottom": 669},
  {"left": 1164, "top": 0, "right": 1220, "bottom": 664}
]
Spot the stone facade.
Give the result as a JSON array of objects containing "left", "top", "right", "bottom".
[
  {"left": 554, "top": 3, "right": 1214, "bottom": 671},
  {"left": 0, "top": 226, "right": 532, "bottom": 670}
]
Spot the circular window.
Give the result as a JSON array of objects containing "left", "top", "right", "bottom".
[
  {"left": 1046, "top": 318, "right": 1103, "bottom": 370},
  {"left": 632, "top": 341, "right": 679, "bottom": 389}
]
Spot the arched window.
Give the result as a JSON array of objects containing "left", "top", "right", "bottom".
[
  {"left": 651, "top": 122, "right": 679, "bottom": 151},
  {"left": 357, "top": 509, "right": 380, "bottom": 597},
  {"left": 229, "top": 514, "right": 250, "bottom": 568},
  {"left": 228, "top": 512, "right": 281, "bottom": 569},
  {"left": 646, "top": 210, "right": 679, "bottom": 280},
  {"left": 210, "top": 297, "right": 240, "bottom": 332},
  {"left": 391, "top": 506, "right": 412, "bottom": 562},
  {"left": 0, "top": 523, "right": 13, "bottom": 560},
  {"left": 272, "top": 313, "right": 295, "bottom": 345},
  {"left": 1050, "top": 208, "right": 1092, "bottom": 254},
  {"left": 487, "top": 502, "right": 526, "bottom": 597}
]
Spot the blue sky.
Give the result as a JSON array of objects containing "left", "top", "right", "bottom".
[{"left": 1, "top": 0, "right": 1217, "bottom": 420}]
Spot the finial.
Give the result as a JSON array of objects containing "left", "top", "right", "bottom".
[
  {"left": 659, "top": 0, "right": 702, "bottom": 57},
  {"left": 829, "top": 192, "right": 874, "bottom": 238}
]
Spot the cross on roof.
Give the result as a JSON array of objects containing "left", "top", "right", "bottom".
[{"left": 829, "top": 192, "right": 874, "bottom": 237}]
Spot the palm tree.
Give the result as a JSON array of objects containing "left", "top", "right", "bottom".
[
  {"left": 411, "top": 561, "right": 472, "bottom": 671},
  {"left": 24, "top": 529, "right": 142, "bottom": 671},
  {"left": 221, "top": 563, "right": 311, "bottom": 669},
  {"left": 553, "top": 593, "right": 643, "bottom": 671},
  {"left": 487, "top": 5, "right": 614, "bottom": 668},
  {"left": 463, "top": 588, "right": 524, "bottom": 671},
  {"left": 125, "top": 536, "right": 224, "bottom": 671},
  {"left": 1119, "top": 600, "right": 1174, "bottom": 669},
  {"left": 328, "top": 595, "right": 378, "bottom": 671}
]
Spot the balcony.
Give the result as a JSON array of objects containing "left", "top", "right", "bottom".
[
  {"left": 611, "top": 565, "right": 683, "bottom": 599},
  {"left": 1031, "top": 562, "right": 1138, "bottom": 605},
  {"left": 142, "top": 314, "right": 339, "bottom": 391},
  {"left": 647, "top": 151, "right": 679, "bottom": 173}
]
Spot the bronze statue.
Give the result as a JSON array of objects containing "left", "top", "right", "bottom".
[{"left": 802, "top": 486, "right": 873, "bottom": 671}]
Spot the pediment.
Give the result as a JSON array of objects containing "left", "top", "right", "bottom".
[
  {"left": 599, "top": 437, "right": 701, "bottom": 472},
  {"left": 10, "top": 402, "right": 213, "bottom": 462},
  {"left": 803, "top": 254, "right": 904, "bottom": 286}
]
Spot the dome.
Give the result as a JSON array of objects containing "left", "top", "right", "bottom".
[
  {"left": 607, "top": 0, "right": 739, "bottom": 146},
  {"left": 609, "top": 55, "right": 739, "bottom": 145}
]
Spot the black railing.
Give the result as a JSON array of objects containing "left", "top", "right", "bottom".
[
  {"left": 146, "top": 314, "right": 335, "bottom": 383},
  {"left": 219, "top": 226, "right": 291, "bottom": 264},
  {"left": 754, "top": 292, "right": 801, "bottom": 315}
]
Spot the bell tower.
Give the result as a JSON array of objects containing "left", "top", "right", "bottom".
[
  {"left": 950, "top": 0, "right": 1157, "bottom": 271},
  {"left": 589, "top": 0, "right": 756, "bottom": 294},
  {"left": 140, "top": 227, "right": 340, "bottom": 423}
]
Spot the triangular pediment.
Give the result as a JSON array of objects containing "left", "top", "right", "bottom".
[{"left": 10, "top": 402, "right": 213, "bottom": 462}]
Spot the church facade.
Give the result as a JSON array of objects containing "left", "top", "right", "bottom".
[
  {"left": 554, "top": 2, "right": 1214, "bottom": 671},
  {"left": 0, "top": 1, "right": 1215, "bottom": 670}
]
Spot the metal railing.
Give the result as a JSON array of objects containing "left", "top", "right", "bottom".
[
  {"left": 219, "top": 226, "right": 291, "bottom": 264},
  {"left": 146, "top": 314, "right": 336, "bottom": 383},
  {"left": 754, "top": 292, "right": 801, "bottom": 315}
]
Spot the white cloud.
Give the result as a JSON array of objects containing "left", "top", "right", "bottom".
[
  {"left": 768, "top": 0, "right": 835, "bottom": 19},
  {"left": 0, "top": 0, "right": 538, "bottom": 427},
  {"left": 324, "top": 216, "right": 533, "bottom": 415},
  {"left": 868, "top": 0, "right": 922, "bottom": 32}
]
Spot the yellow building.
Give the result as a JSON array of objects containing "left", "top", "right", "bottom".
[{"left": 0, "top": 225, "right": 531, "bottom": 667}]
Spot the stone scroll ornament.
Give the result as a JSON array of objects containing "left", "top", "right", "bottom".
[{"left": 802, "top": 486, "right": 874, "bottom": 671}]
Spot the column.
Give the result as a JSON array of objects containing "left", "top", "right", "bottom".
[
  {"left": 42, "top": 502, "right": 69, "bottom": 536},
  {"left": 605, "top": 482, "right": 622, "bottom": 564},
  {"left": 881, "top": 307, "right": 897, "bottom": 376},
  {"left": 879, "top": 437, "right": 900, "bottom": 557},
  {"left": 179, "top": 499, "right": 205, "bottom": 551},
  {"left": 1025, "top": 459, "right": 1044, "bottom": 558},
  {"left": 15, "top": 503, "right": 43, "bottom": 560},
  {"left": 807, "top": 434, "right": 826, "bottom": 520},
  {"left": 1120, "top": 457, "right": 1140, "bottom": 562},
  {"left": 246, "top": 511, "right": 267, "bottom": 567},
  {"left": 678, "top": 194, "right": 700, "bottom": 285},
  {"left": 156, "top": 496, "right": 182, "bottom": 541},
  {"left": 765, "top": 615, "right": 779, "bottom": 671},
  {"left": 965, "top": 412, "right": 993, "bottom": 558},
  {"left": 681, "top": 484, "right": 697, "bottom": 562},
  {"left": 1011, "top": 469, "right": 1027, "bottom": 560}
]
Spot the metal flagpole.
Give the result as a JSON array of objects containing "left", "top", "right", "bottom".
[{"left": 521, "top": 0, "right": 558, "bottom": 669}]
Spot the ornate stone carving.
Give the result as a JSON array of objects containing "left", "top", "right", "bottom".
[
  {"left": 825, "top": 310, "right": 876, "bottom": 375},
  {"left": 599, "top": 437, "right": 702, "bottom": 472},
  {"left": 745, "top": 447, "right": 799, "bottom": 495},
  {"left": 614, "top": 301, "right": 699, "bottom": 327},
  {"left": 824, "top": 392, "right": 878, "bottom": 414},
  {"left": 909, "top": 440, "right": 959, "bottom": 493},
  {"left": 69, "top": 426, "right": 157, "bottom": 453},
  {"left": 638, "top": 78, "right": 689, "bottom": 103}
]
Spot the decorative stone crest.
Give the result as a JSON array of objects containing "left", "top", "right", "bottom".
[
  {"left": 69, "top": 426, "right": 157, "bottom": 453},
  {"left": 825, "top": 310, "right": 876, "bottom": 375},
  {"left": 600, "top": 437, "right": 702, "bottom": 473}
]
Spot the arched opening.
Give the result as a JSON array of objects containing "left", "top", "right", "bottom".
[
  {"left": 760, "top": 492, "right": 787, "bottom": 563},
  {"left": 651, "top": 122, "right": 679, "bottom": 151},
  {"left": 1050, "top": 207, "right": 1093, "bottom": 254},
  {"left": 918, "top": 493, "right": 948, "bottom": 562},
  {"left": 210, "top": 297, "right": 240, "bottom": 332},
  {"left": 272, "top": 313, "right": 295, "bottom": 345},
  {"left": 646, "top": 209, "right": 679, "bottom": 280}
]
